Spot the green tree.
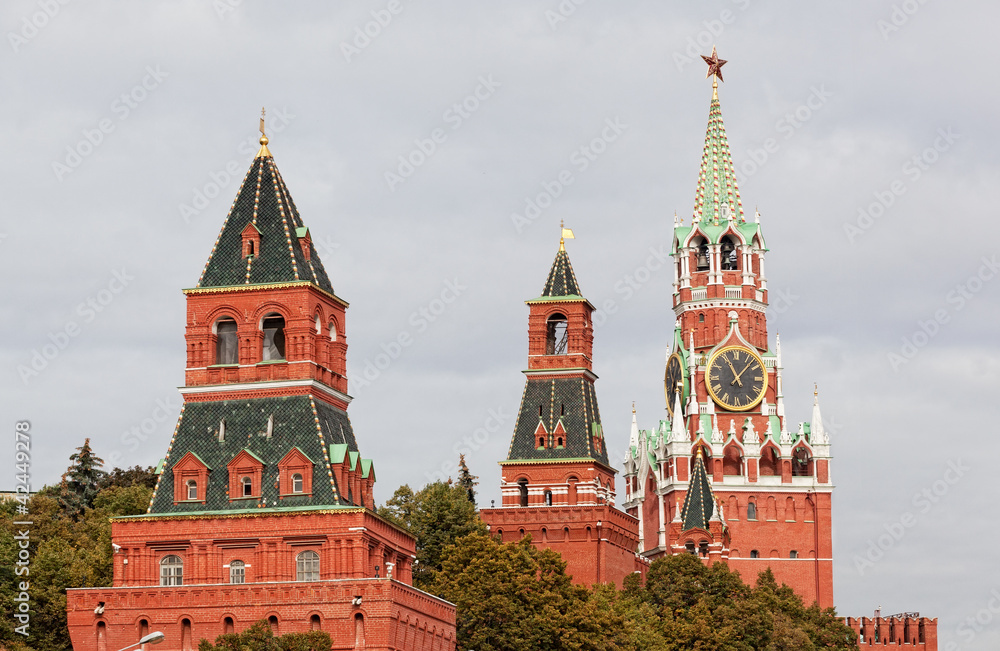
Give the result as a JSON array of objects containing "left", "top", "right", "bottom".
[
  {"left": 430, "top": 531, "right": 619, "bottom": 651},
  {"left": 376, "top": 481, "right": 485, "bottom": 589},
  {"left": 197, "top": 619, "right": 331, "bottom": 651},
  {"left": 58, "top": 438, "right": 106, "bottom": 518},
  {"left": 457, "top": 454, "right": 478, "bottom": 505},
  {"left": 97, "top": 464, "right": 158, "bottom": 491}
]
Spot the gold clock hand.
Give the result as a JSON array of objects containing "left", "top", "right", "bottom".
[
  {"left": 732, "top": 360, "right": 753, "bottom": 385},
  {"left": 724, "top": 357, "right": 743, "bottom": 387}
]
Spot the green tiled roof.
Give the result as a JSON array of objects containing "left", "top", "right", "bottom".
[
  {"left": 196, "top": 153, "right": 335, "bottom": 293},
  {"left": 681, "top": 452, "right": 717, "bottom": 532},
  {"left": 149, "top": 395, "right": 359, "bottom": 513},
  {"left": 505, "top": 377, "right": 609, "bottom": 467},
  {"left": 540, "top": 248, "right": 581, "bottom": 298}
]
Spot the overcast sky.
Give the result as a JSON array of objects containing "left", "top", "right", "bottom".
[{"left": 3, "top": 1, "right": 997, "bottom": 646}]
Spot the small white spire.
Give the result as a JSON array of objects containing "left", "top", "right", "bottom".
[
  {"left": 670, "top": 391, "right": 686, "bottom": 442},
  {"left": 741, "top": 418, "right": 756, "bottom": 445},
  {"left": 712, "top": 415, "right": 722, "bottom": 442},
  {"left": 755, "top": 207, "right": 761, "bottom": 223},
  {"left": 811, "top": 385, "right": 829, "bottom": 444},
  {"left": 628, "top": 404, "right": 640, "bottom": 450}
]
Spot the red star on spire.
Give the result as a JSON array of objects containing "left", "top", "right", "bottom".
[{"left": 702, "top": 46, "right": 727, "bottom": 82}]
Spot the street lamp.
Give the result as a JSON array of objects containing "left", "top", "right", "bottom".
[{"left": 116, "top": 631, "right": 165, "bottom": 651}]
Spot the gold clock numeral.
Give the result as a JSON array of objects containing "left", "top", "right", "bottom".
[
  {"left": 751, "top": 363, "right": 760, "bottom": 371},
  {"left": 722, "top": 392, "right": 729, "bottom": 402},
  {"left": 733, "top": 396, "right": 742, "bottom": 407},
  {"left": 732, "top": 350, "right": 740, "bottom": 360},
  {"left": 713, "top": 384, "right": 722, "bottom": 393},
  {"left": 754, "top": 376, "right": 763, "bottom": 382},
  {"left": 710, "top": 374, "right": 720, "bottom": 381}
]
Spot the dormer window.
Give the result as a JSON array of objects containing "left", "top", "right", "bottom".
[
  {"left": 186, "top": 480, "right": 197, "bottom": 501},
  {"left": 262, "top": 314, "right": 286, "bottom": 361},
  {"left": 242, "top": 223, "right": 261, "bottom": 259},
  {"left": 215, "top": 318, "right": 239, "bottom": 365},
  {"left": 545, "top": 313, "right": 568, "bottom": 355}
]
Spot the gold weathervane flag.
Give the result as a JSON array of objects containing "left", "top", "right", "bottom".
[{"left": 561, "top": 227, "right": 575, "bottom": 241}]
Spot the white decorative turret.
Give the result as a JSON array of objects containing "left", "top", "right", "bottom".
[
  {"left": 742, "top": 417, "right": 760, "bottom": 455},
  {"left": 670, "top": 390, "right": 687, "bottom": 443},
  {"left": 810, "top": 385, "right": 829, "bottom": 445},
  {"left": 710, "top": 415, "right": 724, "bottom": 443}
]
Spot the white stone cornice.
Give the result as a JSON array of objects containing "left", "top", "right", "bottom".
[{"left": 178, "top": 379, "right": 352, "bottom": 405}]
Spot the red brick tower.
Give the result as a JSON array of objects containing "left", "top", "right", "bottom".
[
  {"left": 480, "top": 231, "right": 642, "bottom": 587},
  {"left": 66, "top": 129, "right": 456, "bottom": 651},
  {"left": 621, "top": 53, "right": 835, "bottom": 608}
]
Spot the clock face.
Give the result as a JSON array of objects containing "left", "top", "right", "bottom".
[
  {"left": 664, "top": 352, "right": 685, "bottom": 416},
  {"left": 706, "top": 346, "right": 768, "bottom": 411}
]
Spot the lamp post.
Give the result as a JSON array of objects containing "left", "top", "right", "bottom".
[{"left": 116, "top": 631, "right": 165, "bottom": 651}]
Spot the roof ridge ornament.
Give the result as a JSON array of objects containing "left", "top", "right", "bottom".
[{"left": 256, "top": 107, "right": 272, "bottom": 159}]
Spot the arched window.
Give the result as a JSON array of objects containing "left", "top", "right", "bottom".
[
  {"left": 567, "top": 476, "right": 578, "bottom": 505},
  {"left": 224, "top": 617, "right": 234, "bottom": 635},
  {"left": 139, "top": 619, "right": 149, "bottom": 641},
  {"left": 685, "top": 540, "right": 696, "bottom": 555},
  {"left": 720, "top": 236, "right": 738, "bottom": 271},
  {"left": 160, "top": 555, "right": 183, "bottom": 586},
  {"left": 292, "top": 473, "right": 304, "bottom": 493},
  {"left": 229, "top": 560, "right": 245, "bottom": 584},
  {"left": 759, "top": 447, "right": 779, "bottom": 476},
  {"left": 556, "top": 437, "right": 564, "bottom": 447},
  {"left": 310, "top": 614, "right": 321, "bottom": 631},
  {"left": 544, "top": 490, "right": 552, "bottom": 506},
  {"left": 699, "top": 541, "right": 709, "bottom": 557},
  {"left": 241, "top": 476, "right": 252, "bottom": 497},
  {"left": 695, "top": 240, "right": 710, "bottom": 271},
  {"left": 538, "top": 436, "right": 545, "bottom": 449},
  {"left": 296, "top": 550, "right": 320, "bottom": 581},
  {"left": 750, "top": 549, "right": 759, "bottom": 559},
  {"left": 723, "top": 446, "right": 743, "bottom": 476},
  {"left": 747, "top": 501, "right": 757, "bottom": 520},
  {"left": 97, "top": 621, "right": 107, "bottom": 651},
  {"left": 918, "top": 621, "right": 925, "bottom": 643},
  {"left": 268, "top": 616, "right": 278, "bottom": 636},
  {"left": 186, "top": 480, "right": 197, "bottom": 501},
  {"left": 517, "top": 479, "right": 528, "bottom": 507},
  {"left": 792, "top": 447, "right": 813, "bottom": 477},
  {"left": 215, "top": 318, "right": 239, "bottom": 365},
  {"left": 329, "top": 321, "right": 338, "bottom": 342},
  {"left": 261, "top": 314, "right": 286, "bottom": 361},
  {"left": 545, "top": 313, "right": 569, "bottom": 355},
  {"left": 354, "top": 613, "right": 365, "bottom": 649},
  {"left": 789, "top": 550, "right": 798, "bottom": 559}
]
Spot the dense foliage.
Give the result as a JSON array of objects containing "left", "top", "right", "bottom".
[
  {"left": 0, "top": 450, "right": 155, "bottom": 651},
  {"left": 197, "top": 619, "right": 331, "bottom": 651},
  {"left": 376, "top": 479, "right": 486, "bottom": 589}
]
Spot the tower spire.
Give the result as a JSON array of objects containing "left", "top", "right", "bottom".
[{"left": 692, "top": 48, "right": 743, "bottom": 225}]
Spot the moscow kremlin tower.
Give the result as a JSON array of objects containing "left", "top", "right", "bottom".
[{"left": 65, "top": 121, "right": 456, "bottom": 651}]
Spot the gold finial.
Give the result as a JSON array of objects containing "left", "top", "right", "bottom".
[
  {"left": 696, "top": 447, "right": 703, "bottom": 459},
  {"left": 814, "top": 383, "right": 818, "bottom": 397},
  {"left": 632, "top": 401, "right": 636, "bottom": 415},
  {"left": 559, "top": 220, "right": 575, "bottom": 252},
  {"left": 256, "top": 107, "right": 272, "bottom": 159}
]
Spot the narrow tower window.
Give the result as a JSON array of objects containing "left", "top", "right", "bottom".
[
  {"left": 292, "top": 473, "right": 304, "bottom": 493},
  {"left": 750, "top": 550, "right": 759, "bottom": 559},
  {"left": 517, "top": 479, "right": 528, "bottom": 507},
  {"left": 186, "top": 480, "right": 197, "bottom": 501},
  {"left": 215, "top": 318, "right": 239, "bottom": 365},
  {"left": 545, "top": 313, "right": 568, "bottom": 355},
  {"left": 747, "top": 501, "right": 757, "bottom": 520},
  {"left": 261, "top": 314, "right": 286, "bottom": 361},
  {"left": 696, "top": 242, "right": 710, "bottom": 270},
  {"left": 544, "top": 490, "right": 553, "bottom": 506}
]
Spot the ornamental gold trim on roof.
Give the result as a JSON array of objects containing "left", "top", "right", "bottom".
[{"left": 183, "top": 280, "right": 348, "bottom": 307}]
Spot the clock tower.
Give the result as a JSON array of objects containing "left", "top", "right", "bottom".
[{"left": 622, "top": 49, "right": 835, "bottom": 608}]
